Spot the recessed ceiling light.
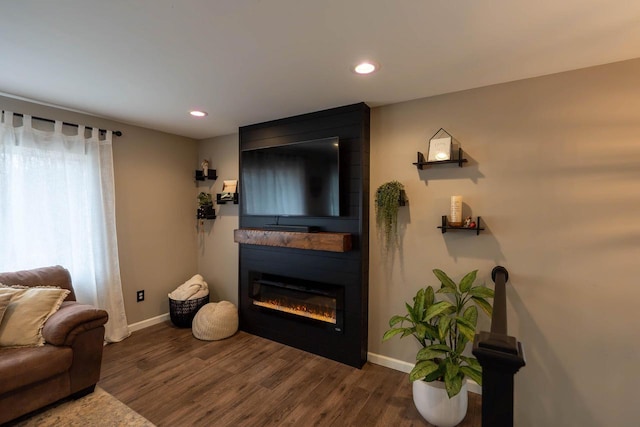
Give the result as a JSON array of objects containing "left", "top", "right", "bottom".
[
  {"left": 353, "top": 61, "right": 378, "bottom": 75},
  {"left": 190, "top": 110, "right": 208, "bottom": 117}
]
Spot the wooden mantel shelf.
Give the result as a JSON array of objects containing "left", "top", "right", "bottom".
[{"left": 233, "top": 228, "right": 352, "bottom": 252}]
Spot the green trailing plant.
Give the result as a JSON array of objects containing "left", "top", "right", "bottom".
[
  {"left": 375, "top": 181, "right": 404, "bottom": 251},
  {"left": 383, "top": 269, "right": 494, "bottom": 398},
  {"left": 197, "top": 192, "right": 213, "bottom": 206}
]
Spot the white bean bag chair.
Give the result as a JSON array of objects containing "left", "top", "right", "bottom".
[{"left": 192, "top": 301, "right": 238, "bottom": 341}]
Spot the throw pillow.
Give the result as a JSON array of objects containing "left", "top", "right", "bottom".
[
  {"left": 0, "top": 291, "right": 14, "bottom": 326},
  {"left": 0, "top": 285, "right": 70, "bottom": 347}
]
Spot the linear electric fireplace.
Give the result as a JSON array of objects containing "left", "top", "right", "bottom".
[
  {"left": 249, "top": 272, "right": 344, "bottom": 333},
  {"left": 239, "top": 262, "right": 365, "bottom": 367}
]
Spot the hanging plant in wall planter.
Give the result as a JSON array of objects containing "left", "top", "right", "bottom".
[
  {"left": 383, "top": 269, "right": 494, "bottom": 427},
  {"left": 197, "top": 192, "right": 215, "bottom": 220},
  {"left": 375, "top": 181, "right": 405, "bottom": 252}
]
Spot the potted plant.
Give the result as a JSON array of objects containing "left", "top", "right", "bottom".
[
  {"left": 197, "top": 192, "right": 215, "bottom": 219},
  {"left": 375, "top": 181, "right": 405, "bottom": 251},
  {"left": 383, "top": 269, "right": 494, "bottom": 427}
]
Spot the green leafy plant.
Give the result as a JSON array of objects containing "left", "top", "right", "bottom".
[
  {"left": 383, "top": 269, "right": 494, "bottom": 398},
  {"left": 375, "top": 181, "right": 404, "bottom": 251},
  {"left": 197, "top": 192, "right": 213, "bottom": 206}
]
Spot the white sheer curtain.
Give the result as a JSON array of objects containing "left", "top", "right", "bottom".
[{"left": 0, "top": 111, "right": 129, "bottom": 342}]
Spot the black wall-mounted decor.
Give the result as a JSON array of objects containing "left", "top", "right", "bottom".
[
  {"left": 195, "top": 169, "right": 217, "bottom": 181},
  {"left": 237, "top": 102, "right": 370, "bottom": 368}
]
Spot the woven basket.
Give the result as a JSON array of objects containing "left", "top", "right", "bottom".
[{"left": 169, "top": 294, "right": 209, "bottom": 328}]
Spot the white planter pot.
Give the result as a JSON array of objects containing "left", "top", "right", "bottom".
[{"left": 412, "top": 379, "right": 468, "bottom": 427}]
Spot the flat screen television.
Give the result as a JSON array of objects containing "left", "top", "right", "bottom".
[{"left": 241, "top": 136, "right": 340, "bottom": 217}]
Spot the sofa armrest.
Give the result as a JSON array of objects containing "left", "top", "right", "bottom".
[{"left": 42, "top": 302, "right": 109, "bottom": 346}]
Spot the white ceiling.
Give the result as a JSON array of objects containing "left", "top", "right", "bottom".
[{"left": 1, "top": 1, "right": 639, "bottom": 140}]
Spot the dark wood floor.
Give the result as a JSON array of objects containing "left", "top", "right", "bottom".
[{"left": 99, "top": 322, "right": 480, "bottom": 426}]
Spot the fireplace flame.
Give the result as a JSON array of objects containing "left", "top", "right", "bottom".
[{"left": 253, "top": 298, "right": 337, "bottom": 324}]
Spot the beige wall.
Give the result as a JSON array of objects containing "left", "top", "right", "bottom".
[
  {"left": 0, "top": 95, "right": 199, "bottom": 324},
  {"left": 369, "top": 58, "right": 640, "bottom": 426},
  {"left": 196, "top": 134, "right": 239, "bottom": 304},
  {"left": 112, "top": 126, "right": 199, "bottom": 324}
]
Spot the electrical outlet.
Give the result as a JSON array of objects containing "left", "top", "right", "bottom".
[{"left": 136, "top": 290, "right": 144, "bottom": 302}]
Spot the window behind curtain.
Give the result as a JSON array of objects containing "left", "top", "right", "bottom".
[{"left": 0, "top": 112, "right": 130, "bottom": 342}]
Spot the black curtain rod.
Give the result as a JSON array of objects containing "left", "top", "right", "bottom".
[{"left": 10, "top": 112, "right": 123, "bottom": 137}]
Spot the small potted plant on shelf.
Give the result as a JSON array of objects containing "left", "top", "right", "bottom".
[
  {"left": 383, "top": 269, "right": 494, "bottom": 427},
  {"left": 375, "top": 181, "right": 405, "bottom": 252},
  {"left": 197, "top": 192, "right": 215, "bottom": 219}
]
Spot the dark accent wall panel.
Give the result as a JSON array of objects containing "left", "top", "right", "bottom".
[{"left": 238, "top": 102, "right": 370, "bottom": 368}]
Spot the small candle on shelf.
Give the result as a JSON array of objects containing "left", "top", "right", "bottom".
[
  {"left": 450, "top": 195, "right": 462, "bottom": 226},
  {"left": 201, "top": 159, "right": 209, "bottom": 177}
]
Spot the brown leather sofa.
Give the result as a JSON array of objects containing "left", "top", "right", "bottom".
[{"left": 0, "top": 265, "right": 109, "bottom": 424}]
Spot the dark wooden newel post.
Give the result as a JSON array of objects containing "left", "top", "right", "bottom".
[{"left": 472, "top": 266, "right": 526, "bottom": 427}]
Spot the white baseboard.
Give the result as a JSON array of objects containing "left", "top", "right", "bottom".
[
  {"left": 367, "top": 352, "right": 482, "bottom": 395},
  {"left": 368, "top": 352, "right": 415, "bottom": 373},
  {"left": 128, "top": 312, "right": 170, "bottom": 332}
]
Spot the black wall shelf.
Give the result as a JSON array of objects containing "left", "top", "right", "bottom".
[
  {"left": 197, "top": 205, "right": 216, "bottom": 220},
  {"left": 399, "top": 190, "right": 407, "bottom": 206},
  {"left": 195, "top": 169, "right": 217, "bottom": 181},
  {"left": 438, "top": 215, "right": 484, "bottom": 235},
  {"left": 413, "top": 148, "right": 468, "bottom": 170},
  {"left": 217, "top": 193, "right": 239, "bottom": 205}
]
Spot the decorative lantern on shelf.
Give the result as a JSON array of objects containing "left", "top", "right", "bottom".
[{"left": 427, "top": 128, "right": 453, "bottom": 162}]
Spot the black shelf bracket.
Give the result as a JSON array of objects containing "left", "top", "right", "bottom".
[
  {"left": 413, "top": 148, "right": 468, "bottom": 170},
  {"left": 437, "top": 215, "right": 484, "bottom": 235}
]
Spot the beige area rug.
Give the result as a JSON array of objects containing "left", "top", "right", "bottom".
[{"left": 9, "top": 387, "right": 155, "bottom": 427}]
